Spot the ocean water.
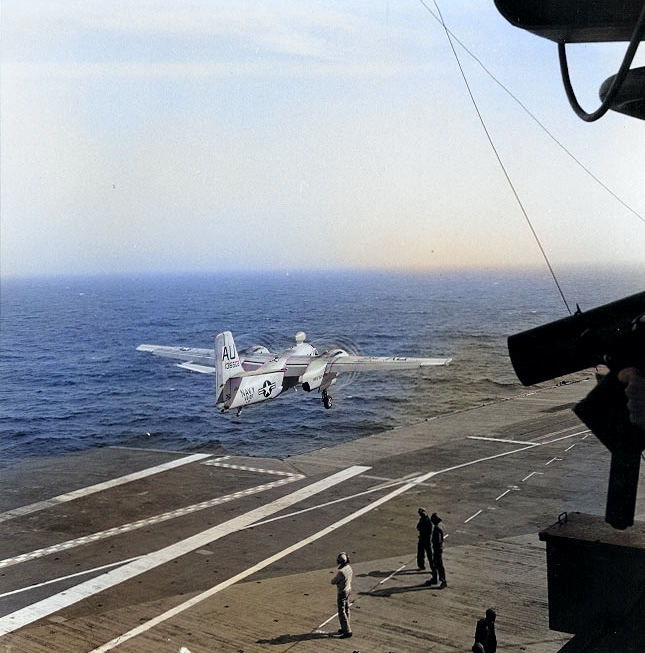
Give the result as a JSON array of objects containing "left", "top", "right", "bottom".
[{"left": 1, "top": 267, "right": 643, "bottom": 464}]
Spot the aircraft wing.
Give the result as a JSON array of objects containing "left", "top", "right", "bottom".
[
  {"left": 136, "top": 344, "right": 216, "bottom": 373},
  {"left": 323, "top": 354, "right": 452, "bottom": 373},
  {"left": 256, "top": 352, "right": 452, "bottom": 378}
]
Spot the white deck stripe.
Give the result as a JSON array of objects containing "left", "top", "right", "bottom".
[
  {"left": 0, "top": 465, "right": 370, "bottom": 637},
  {"left": 468, "top": 436, "right": 538, "bottom": 446},
  {"left": 245, "top": 432, "right": 587, "bottom": 531},
  {"left": 2, "top": 429, "right": 590, "bottom": 643},
  {"left": 90, "top": 467, "right": 445, "bottom": 652},
  {"left": 0, "top": 454, "right": 212, "bottom": 523},
  {"left": 0, "top": 476, "right": 303, "bottom": 569},
  {"left": 0, "top": 558, "right": 141, "bottom": 599}
]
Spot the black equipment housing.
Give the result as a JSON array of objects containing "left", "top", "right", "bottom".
[{"left": 508, "top": 291, "right": 645, "bottom": 529}]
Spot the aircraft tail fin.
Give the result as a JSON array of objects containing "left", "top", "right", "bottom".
[{"left": 215, "top": 331, "right": 242, "bottom": 406}]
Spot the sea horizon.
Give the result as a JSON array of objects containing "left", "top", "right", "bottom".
[{"left": 1, "top": 265, "right": 643, "bottom": 465}]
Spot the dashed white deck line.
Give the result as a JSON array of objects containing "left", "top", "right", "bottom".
[
  {"left": 0, "top": 476, "right": 303, "bottom": 570},
  {"left": 201, "top": 460, "right": 301, "bottom": 476},
  {"left": 461, "top": 430, "right": 589, "bottom": 529},
  {"left": 0, "top": 454, "right": 212, "bottom": 523},
  {"left": 315, "top": 598, "right": 356, "bottom": 633},
  {"left": 435, "top": 432, "right": 579, "bottom": 479},
  {"left": 251, "top": 432, "right": 591, "bottom": 533},
  {"left": 2, "top": 428, "right": 594, "bottom": 643},
  {"left": 464, "top": 510, "right": 483, "bottom": 523},
  {"left": 253, "top": 431, "right": 593, "bottom": 534},
  {"left": 495, "top": 485, "right": 520, "bottom": 501},
  {"left": 88, "top": 466, "right": 458, "bottom": 653},
  {"left": 521, "top": 471, "right": 544, "bottom": 482},
  {"left": 0, "top": 465, "right": 370, "bottom": 637},
  {"left": 379, "top": 564, "right": 407, "bottom": 586}
]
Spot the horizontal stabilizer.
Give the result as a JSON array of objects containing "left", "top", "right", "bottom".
[
  {"left": 176, "top": 362, "right": 215, "bottom": 374},
  {"left": 242, "top": 355, "right": 289, "bottom": 376}
]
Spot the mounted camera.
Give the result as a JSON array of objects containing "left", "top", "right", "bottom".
[
  {"left": 508, "top": 291, "right": 645, "bottom": 529},
  {"left": 508, "top": 292, "right": 645, "bottom": 387}
]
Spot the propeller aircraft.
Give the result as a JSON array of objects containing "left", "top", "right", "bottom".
[{"left": 137, "top": 331, "right": 451, "bottom": 414}]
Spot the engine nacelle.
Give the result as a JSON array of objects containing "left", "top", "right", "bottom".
[
  {"left": 300, "top": 358, "right": 328, "bottom": 392},
  {"left": 220, "top": 372, "right": 284, "bottom": 410}
]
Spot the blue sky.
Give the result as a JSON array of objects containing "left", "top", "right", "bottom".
[{"left": 2, "top": 1, "right": 644, "bottom": 278}]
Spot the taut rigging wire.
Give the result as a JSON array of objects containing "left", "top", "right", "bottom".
[
  {"left": 424, "top": 0, "right": 572, "bottom": 314},
  {"left": 418, "top": 0, "right": 644, "bottom": 226}
]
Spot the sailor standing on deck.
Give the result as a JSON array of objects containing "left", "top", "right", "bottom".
[
  {"left": 331, "top": 552, "right": 353, "bottom": 638},
  {"left": 425, "top": 512, "right": 447, "bottom": 588},
  {"left": 416, "top": 508, "right": 434, "bottom": 573}
]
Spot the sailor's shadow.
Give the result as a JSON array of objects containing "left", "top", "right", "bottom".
[
  {"left": 357, "top": 569, "right": 425, "bottom": 579},
  {"left": 360, "top": 583, "right": 437, "bottom": 597},
  {"left": 256, "top": 631, "right": 333, "bottom": 645}
]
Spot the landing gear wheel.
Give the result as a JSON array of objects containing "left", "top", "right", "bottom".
[{"left": 322, "top": 390, "right": 333, "bottom": 410}]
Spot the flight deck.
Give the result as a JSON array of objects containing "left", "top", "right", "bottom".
[{"left": 1, "top": 378, "right": 643, "bottom": 652}]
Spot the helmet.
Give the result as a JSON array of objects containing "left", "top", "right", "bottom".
[
  {"left": 337, "top": 552, "right": 349, "bottom": 565},
  {"left": 431, "top": 512, "right": 442, "bottom": 524},
  {"left": 418, "top": 508, "right": 427, "bottom": 516}
]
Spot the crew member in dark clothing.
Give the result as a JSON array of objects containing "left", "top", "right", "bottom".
[
  {"left": 416, "top": 508, "right": 434, "bottom": 572},
  {"left": 425, "top": 512, "right": 446, "bottom": 588},
  {"left": 474, "top": 608, "right": 497, "bottom": 653}
]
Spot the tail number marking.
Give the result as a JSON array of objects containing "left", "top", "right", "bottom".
[{"left": 222, "top": 345, "right": 237, "bottom": 361}]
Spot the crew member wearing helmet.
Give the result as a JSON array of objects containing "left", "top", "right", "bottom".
[{"left": 331, "top": 552, "right": 353, "bottom": 638}]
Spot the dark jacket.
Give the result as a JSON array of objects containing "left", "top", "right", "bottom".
[
  {"left": 417, "top": 515, "right": 433, "bottom": 542},
  {"left": 431, "top": 523, "right": 444, "bottom": 552},
  {"left": 474, "top": 617, "right": 496, "bottom": 653}
]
